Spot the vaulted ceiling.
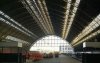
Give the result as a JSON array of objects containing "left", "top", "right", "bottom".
[{"left": 0, "top": 0, "right": 100, "bottom": 50}]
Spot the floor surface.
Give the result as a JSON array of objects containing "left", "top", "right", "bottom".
[{"left": 32, "top": 54, "right": 81, "bottom": 63}]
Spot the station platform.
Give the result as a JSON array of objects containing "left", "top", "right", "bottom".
[{"left": 31, "top": 54, "right": 81, "bottom": 63}]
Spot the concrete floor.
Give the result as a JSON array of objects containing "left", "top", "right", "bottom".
[{"left": 33, "top": 54, "right": 82, "bottom": 63}]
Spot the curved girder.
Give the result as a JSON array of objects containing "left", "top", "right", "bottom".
[{"left": 0, "top": 0, "right": 100, "bottom": 50}]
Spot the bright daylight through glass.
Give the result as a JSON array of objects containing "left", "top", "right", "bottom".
[{"left": 30, "top": 35, "right": 73, "bottom": 53}]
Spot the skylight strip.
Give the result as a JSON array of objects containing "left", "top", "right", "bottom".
[
  {"left": 6, "top": 35, "right": 30, "bottom": 44},
  {"left": 0, "top": 17, "right": 31, "bottom": 37},
  {"left": 72, "top": 30, "right": 100, "bottom": 46},
  {"left": 25, "top": 0, "right": 50, "bottom": 34},
  {"left": 34, "top": 0, "right": 53, "bottom": 34},
  {"left": 64, "top": 0, "right": 80, "bottom": 39},
  {"left": 39, "top": 0, "right": 55, "bottom": 34},
  {"left": 33, "top": 0, "right": 50, "bottom": 31},
  {"left": 0, "top": 11, "right": 38, "bottom": 38},
  {"left": 62, "top": 0, "right": 71, "bottom": 39},
  {"left": 72, "top": 14, "right": 100, "bottom": 44},
  {"left": 21, "top": 0, "right": 47, "bottom": 34}
]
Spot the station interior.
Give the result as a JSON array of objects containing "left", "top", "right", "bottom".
[{"left": 0, "top": 0, "right": 100, "bottom": 63}]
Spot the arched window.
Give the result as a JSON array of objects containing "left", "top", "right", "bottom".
[{"left": 30, "top": 35, "right": 73, "bottom": 53}]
